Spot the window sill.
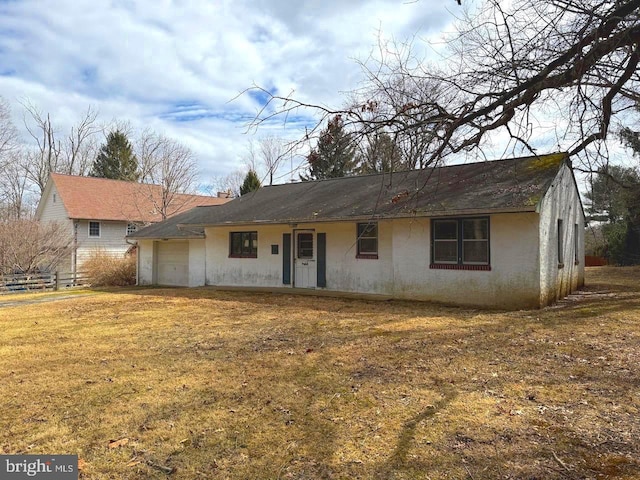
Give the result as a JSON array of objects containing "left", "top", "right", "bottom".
[
  {"left": 229, "top": 254, "right": 257, "bottom": 259},
  {"left": 356, "top": 254, "right": 378, "bottom": 260},
  {"left": 430, "top": 264, "right": 491, "bottom": 271}
]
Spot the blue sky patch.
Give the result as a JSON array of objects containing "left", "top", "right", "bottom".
[
  {"left": 160, "top": 103, "right": 256, "bottom": 124},
  {"left": 248, "top": 86, "right": 277, "bottom": 109}
]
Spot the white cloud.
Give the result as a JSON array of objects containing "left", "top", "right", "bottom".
[{"left": 0, "top": 0, "right": 456, "bottom": 181}]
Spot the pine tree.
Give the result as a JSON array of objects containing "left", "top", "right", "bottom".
[
  {"left": 240, "top": 170, "right": 261, "bottom": 195},
  {"left": 90, "top": 130, "right": 139, "bottom": 181},
  {"left": 357, "top": 132, "right": 402, "bottom": 174},
  {"left": 301, "top": 116, "right": 355, "bottom": 181}
]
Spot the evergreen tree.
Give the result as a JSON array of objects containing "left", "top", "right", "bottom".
[
  {"left": 618, "top": 127, "right": 640, "bottom": 264},
  {"left": 240, "top": 169, "right": 261, "bottom": 195},
  {"left": 586, "top": 162, "right": 640, "bottom": 265},
  {"left": 301, "top": 116, "right": 355, "bottom": 181},
  {"left": 585, "top": 166, "right": 639, "bottom": 223},
  {"left": 357, "top": 132, "right": 402, "bottom": 174},
  {"left": 90, "top": 130, "right": 139, "bottom": 181}
]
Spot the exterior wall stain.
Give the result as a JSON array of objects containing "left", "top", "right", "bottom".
[
  {"left": 538, "top": 162, "right": 585, "bottom": 307},
  {"left": 135, "top": 163, "right": 585, "bottom": 309}
]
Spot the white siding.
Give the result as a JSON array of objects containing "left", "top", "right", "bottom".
[
  {"left": 538, "top": 163, "right": 585, "bottom": 306},
  {"left": 76, "top": 220, "right": 133, "bottom": 269},
  {"left": 37, "top": 183, "right": 71, "bottom": 224},
  {"left": 36, "top": 182, "right": 74, "bottom": 274}
]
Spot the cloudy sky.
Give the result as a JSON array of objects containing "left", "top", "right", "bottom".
[{"left": 0, "top": 0, "right": 459, "bottom": 185}]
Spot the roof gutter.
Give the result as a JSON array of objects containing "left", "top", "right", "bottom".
[
  {"left": 126, "top": 234, "right": 205, "bottom": 241},
  {"left": 179, "top": 205, "right": 539, "bottom": 230}
]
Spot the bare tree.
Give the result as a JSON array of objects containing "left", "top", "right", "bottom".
[
  {"left": 66, "top": 106, "right": 101, "bottom": 175},
  {"left": 248, "top": 0, "right": 640, "bottom": 171},
  {"left": 0, "top": 152, "right": 31, "bottom": 220},
  {"left": 21, "top": 102, "right": 101, "bottom": 192},
  {"left": 0, "top": 97, "right": 19, "bottom": 170},
  {"left": 0, "top": 98, "right": 22, "bottom": 216},
  {"left": 206, "top": 170, "right": 244, "bottom": 198},
  {"left": 22, "top": 102, "right": 63, "bottom": 192},
  {"left": 258, "top": 136, "right": 288, "bottom": 185},
  {"left": 0, "top": 219, "right": 72, "bottom": 274},
  {"left": 136, "top": 130, "right": 200, "bottom": 219}
]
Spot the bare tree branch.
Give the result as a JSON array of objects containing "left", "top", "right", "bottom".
[
  {"left": 136, "top": 131, "right": 200, "bottom": 219},
  {"left": 246, "top": 0, "right": 640, "bottom": 170}
]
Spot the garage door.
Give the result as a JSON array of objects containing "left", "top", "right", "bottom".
[{"left": 157, "top": 241, "right": 189, "bottom": 286}]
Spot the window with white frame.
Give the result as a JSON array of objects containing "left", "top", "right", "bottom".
[{"left": 88, "top": 221, "right": 100, "bottom": 238}]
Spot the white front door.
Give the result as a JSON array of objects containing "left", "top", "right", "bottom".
[{"left": 294, "top": 231, "right": 316, "bottom": 288}]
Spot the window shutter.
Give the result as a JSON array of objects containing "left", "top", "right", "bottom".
[
  {"left": 282, "top": 233, "right": 291, "bottom": 285},
  {"left": 317, "top": 233, "right": 326, "bottom": 288}
]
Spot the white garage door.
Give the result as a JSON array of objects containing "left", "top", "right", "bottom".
[{"left": 157, "top": 241, "right": 189, "bottom": 286}]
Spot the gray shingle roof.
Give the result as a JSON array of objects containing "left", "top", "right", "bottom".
[{"left": 130, "top": 153, "right": 568, "bottom": 239}]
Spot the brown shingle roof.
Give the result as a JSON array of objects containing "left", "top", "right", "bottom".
[{"left": 48, "top": 173, "right": 229, "bottom": 222}]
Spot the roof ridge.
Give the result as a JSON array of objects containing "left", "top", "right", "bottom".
[
  {"left": 51, "top": 172, "right": 163, "bottom": 189},
  {"left": 52, "top": 173, "right": 218, "bottom": 199},
  {"left": 261, "top": 152, "right": 567, "bottom": 188}
]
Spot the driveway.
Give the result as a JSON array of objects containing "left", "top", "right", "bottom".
[{"left": 0, "top": 290, "right": 99, "bottom": 308}]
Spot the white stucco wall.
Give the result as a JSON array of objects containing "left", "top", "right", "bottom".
[
  {"left": 389, "top": 213, "right": 541, "bottom": 308},
  {"left": 538, "top": 163, "right": 585, "bottom": 305},
  {"left": 137, "top": 240, "right": 155, "bottom": 285},
  {"left": 321, "top": 221, "right": 394, "bottom": 294},
  {"left": 202, "top": 214, "right": 542, "bottom": 308},
  {"left": 205, "top": 225, "right": 286, "bottom": 287},
  {"left": 188, "top": 239, "right": 206, "bottom": 287}
]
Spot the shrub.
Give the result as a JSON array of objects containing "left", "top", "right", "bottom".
[{"left": 83, "top": 251, "right": 136, "bottom": 286}]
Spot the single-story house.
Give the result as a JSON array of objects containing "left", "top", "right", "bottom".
[
  {"left": 35, "top": 173, "right": 231, "bottom": 274},
  {"left": 129, "top": 153, "right": 585, "bottom": 309}
]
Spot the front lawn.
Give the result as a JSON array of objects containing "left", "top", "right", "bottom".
[{"left": 1, "top": 267, "right": 639, "bottom": 479}]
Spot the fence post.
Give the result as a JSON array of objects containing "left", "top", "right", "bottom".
[{"left": 55, "top": 271, "right": 60, "bottom": 291}]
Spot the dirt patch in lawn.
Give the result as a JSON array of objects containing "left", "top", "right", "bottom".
[{"left": 1, "top": 267, "right": 639, "bottom": 479}]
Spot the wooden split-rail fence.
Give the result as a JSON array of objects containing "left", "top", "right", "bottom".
[{"left": 0, "top": 272, "right": 90, "bottom": 294}]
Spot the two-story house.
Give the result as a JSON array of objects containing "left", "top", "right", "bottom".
[{"left": 35, "top": 173, "right": 230, "bottom": 275}]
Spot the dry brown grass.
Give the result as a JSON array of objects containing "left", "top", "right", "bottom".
[{"left": 1, "top": 267, "right": 639, "bottom": 479}]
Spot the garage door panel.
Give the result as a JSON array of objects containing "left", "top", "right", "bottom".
[{"left": 157, "top": 241, "right": 189, "bottom": 286}]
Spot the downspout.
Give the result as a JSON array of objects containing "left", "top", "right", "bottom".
[
  {"left": 73, "top": 220, "right": 79, "bottom": 280},
  {"left": 126, "top": 238, "right": 139, "bottom": 285}
]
